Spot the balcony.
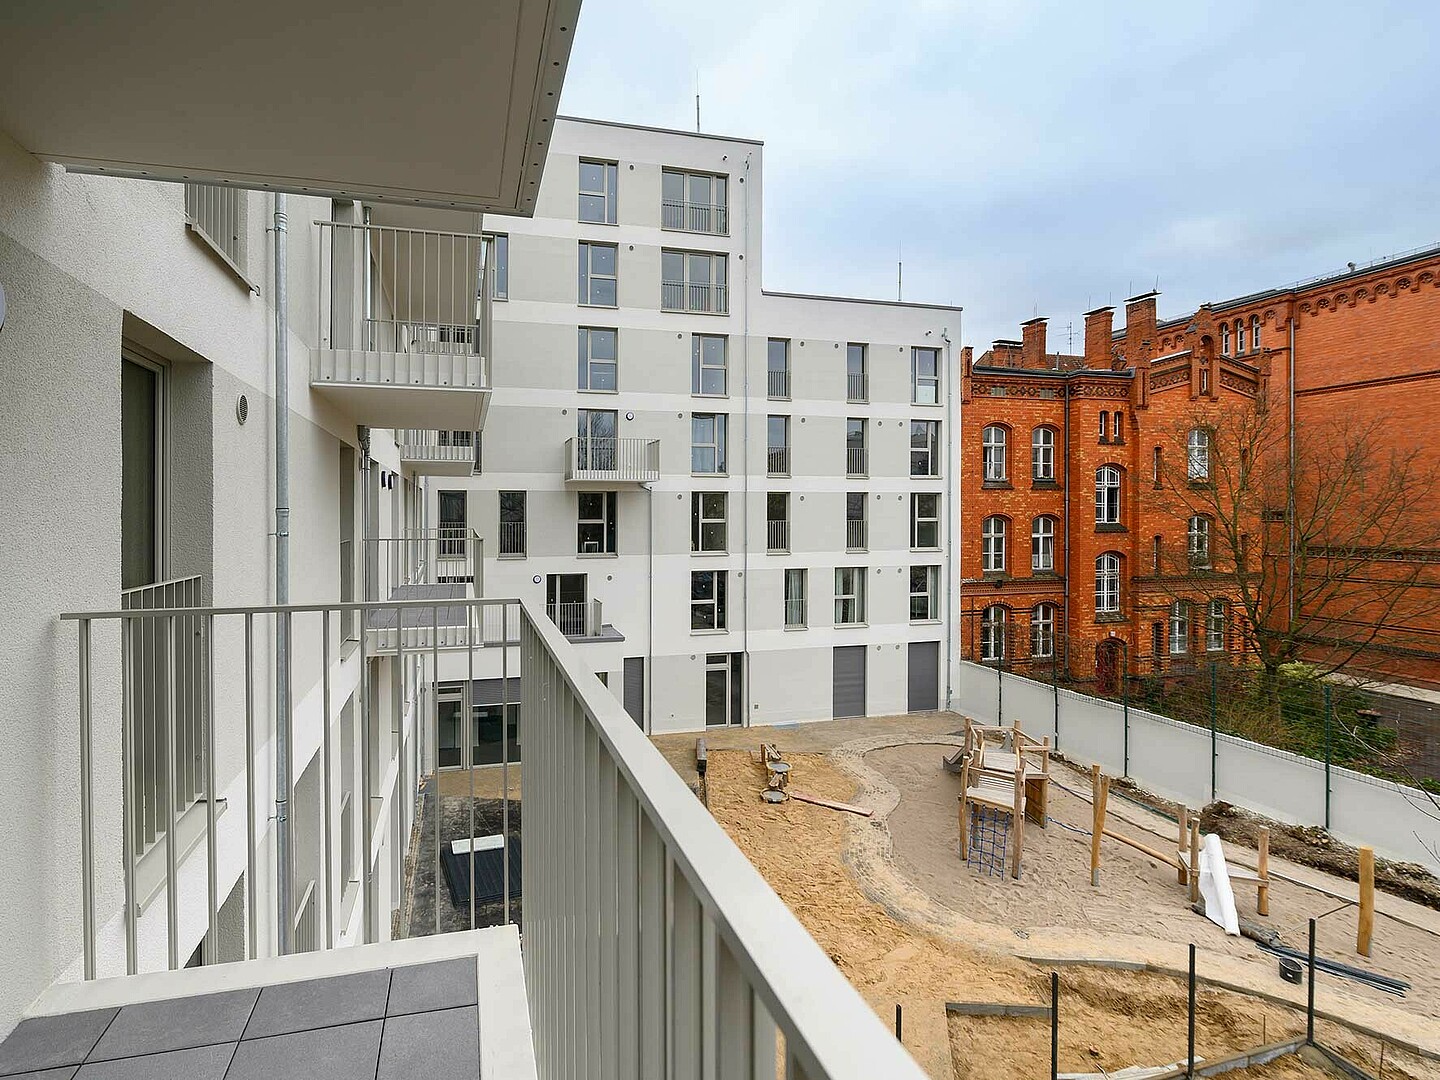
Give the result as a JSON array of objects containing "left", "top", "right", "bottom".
[
  {"left": 313, "top": 222, "right": 492, "bottom": 430},
  {"left": 767, "top": 446, "right": 791, "bottom": 477},
  {"left": 662, "top": 199, "right": 729, "bottom": 235},
  {"left": 564, "top": 436, "right": 660, "bottom": 485},
  {"left": 846, "top": 447, "right": 868, "bottom": 477},
  {"left": 847, "top": 372, "right": 868, "bottom": 403},
  {"left": 396, "top": 430, "right": 478, "bottom": 476},
  {"left": 362, "top": 529, "right": 486, "bottom": 651},
  {"left": 767, "top": 519, "right": 790, "bottom": 553},
  {"left": 498, "top": 521, "right": 527, "bottom": 558},
  {"left": 767, "top": 369, "right": 791, "bottom": 399},
  {"left": 846, "top": 519, "right": 868, "bottom": 552},
  {"left": 661, "top": 280, "right": 729, "bottom": 315},
  {"left": 50, "top": 595, "right": 924, "bottom": 1080},
  {"left": 546, "top": 599, "right": 620, "bottom": 642}
]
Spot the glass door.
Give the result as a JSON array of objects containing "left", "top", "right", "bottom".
[{"left": 437, "top": 687, "right": 465, "bottom": 768}]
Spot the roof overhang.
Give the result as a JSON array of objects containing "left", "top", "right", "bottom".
[{"left": 0, "top": 0, "right": 580, "bottom": 214}]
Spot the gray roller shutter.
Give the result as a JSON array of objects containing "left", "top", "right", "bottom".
[
  {"left": 623, "top": 657, "right": 645, "bottom": 728},
  {"left": 832, "top": 646, "right": 866, "bottom": 719},
  {"left": 907, "top": 641, "right": 939, "bottom": 712}
]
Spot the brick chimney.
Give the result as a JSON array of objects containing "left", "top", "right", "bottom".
[
  {"left": 1083, "top": 306, "right": 1114, "bottom": 367},
  {"left": 1021, "top": 317, "right": 1047, "bottom": 368},
  {"left": 960, "top": 345, "right": 974, "bottom": 402},
  {"left": 1124, "top": 291, "right": 1158, "bottom": 360}
]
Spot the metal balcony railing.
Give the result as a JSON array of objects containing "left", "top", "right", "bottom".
[
  {"left": 661, "top": 280, "right": 729, "bottom": 314},
  {"left": 565, "top": 436, "right": 661, "bottom": 483},
  {"left": 846, "top": 447, "right": 867, "bottom": 477},
  {"left": 767, "top": 446, "right": 790, "bottom": 476},
  {"left": 292, "top": 879, "right": 318, "bottom": 954},
  {"left": 846, "top": 372, "right": 867, "bottom": 403},
  {"left": 499, "top": 521, "right": 527, "bottom": 557},
  {"left": 767, "top": 519, "right": 790, "bottom": 553},
  {"left": 397, "top": 430, "right": 478, "bottom": 469},
  {"left": 846, "top": 519, "right": 868, "bottom": 552},
  {"left": 339, "top": 792, "right": 355, "bottom": 890},
  {"left": 661, "top": 199, "right": 728, "bottom": 235},
  {"left": 362, "top": 528, "right": 484, "bottom": 601},
  {"left": 546, "top": 599, "right": 603, "bottom": 640},
  {"left": 60, "top": 594, "right": 926, "bottom": 1079},
  {"left": 767, "top": 369, "right": 791, "bottom": 399}
]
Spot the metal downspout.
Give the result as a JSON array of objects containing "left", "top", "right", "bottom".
[
  {"left": 1288, "top": 316, "right": 1297, "bottom": 628},
  {"left": 273, "top": 191, "right": 292, "bottom": 953},
  {"left": 1062, "top": 372, "right": 1072, "bottom": 676},
  {"left": 943, "top": 318, "right": 959, "bottom": 711},
  {"left": 644, "top": 480, "right": 654, "bottom": 732},
  {"left": 741, "top": 153, "right": 753, "bottom": 726}
]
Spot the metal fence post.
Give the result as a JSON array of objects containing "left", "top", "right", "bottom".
[
  {"left": 1122, "top": 667, "right": 1130, "bottom": 778},
  {"left": 996, "top": 653, "right": 1004, "bottom": 726},
  {"left": 1209, "top": 662, "right": 1218, "bottom": 803},
  {"left": 1323, "top": 685, "right": 1333, "bottom": 831},
  {"left": 1052, "top": 653, "right": 1060, "bottom": 750},
  {"left": 1306, "top": 918, "right": 1317, "bottom": 1044}
]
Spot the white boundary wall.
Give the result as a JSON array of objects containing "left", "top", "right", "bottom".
[{"left": 956, "top": 662, "right": 1440, "bottom": 873}]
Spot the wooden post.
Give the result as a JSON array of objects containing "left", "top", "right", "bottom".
[
  {"left": 1010, "top": 758, "right": 1025, "bottom": 880},
  {"left": 1257, "top": 827, "right": 1270, "bottom": 917},
  {"left": 1089, "top": 764, "right": 1106, "bottom": 888},
  {"left": 1177, "top": 807, "right": 1190, "bottom": 886},
  {"left": 1189, "top": 820, "right": 1202, "bottom": 905},
  {"left": 1358, "top": 846, "right": 1375, "bottom": 957},
  {"left": 958, "top": 758, "right": 970, "bottom": 861}
]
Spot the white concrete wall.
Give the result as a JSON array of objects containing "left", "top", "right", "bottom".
[{"left": 956, "top": 662, "right": 1440, "bottom": 873}]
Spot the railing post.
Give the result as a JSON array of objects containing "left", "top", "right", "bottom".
[
  {"left": 359, "top": 605, "right": 373, "bottom": 944},
  {"left": 244, "top": 613, "right": 257, "bottom": 959},
  {"left": 78, "top": 617, "right": 96, "bottom": 980},
  {"left": 121, "top": 618, "right": 138, "bottom": 973},
  {"left": 321, "top": 609, "right": 334, "bottom": 948},
  {"left": 165, "top": 613, "right": 180, "bottom": 969},
  {"left": 204, "top": 613, "right": 219, "bottom": 962}
]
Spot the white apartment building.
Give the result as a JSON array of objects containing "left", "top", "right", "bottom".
[{"left": 431, "top": 117, "right": 962, "bottom": 740}]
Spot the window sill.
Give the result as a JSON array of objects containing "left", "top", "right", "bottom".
[
  {"left": 910, "top": 618, "right": 942, "bottom": 626},
  {"left": 690, "top": 628, "right": 730, "bottom": 636},
  {"left": 663, "top": 308, "right": 731, "bottom": 317},
  {"left": 691, "top": 471, "right": 730, "bottom": 479},
  {"left": 846, "top": 474, "right": 870, "bottom": 481},
  {"left": 1095, "top": 523, "right": 1127, "bottom": 533},
  {"left": 579, "top": 302, "right": 620, "bottom": 310},
  {"left": 692, "top": 392, "right": 729, "bottom": 400},
  {"left": 846, "top": 399, "right": 870, "bottom": 406},
  {"left": 661, "top": 226, "right": 731, "bottom": 238},
  {"left": 834, "top": 622, "right": 869, "bottom": 629},
  {"left": 578, "top": 388, "right": 619, "bottom": 395},
  {"left": 691, "top": 550, "right": 729, "bottom": 558},
  {"left": 577, "top": 551, "right": 618, "bottom": 559},
  {"left": 766, "top": 547, "right": 790, "bottom": 555},
  {"left": 767, "top": 473, "right": 791, "bottom": 480},
  {"left": 784, "top": 625, "right": 808, "bottom": 632},
  {"left": 497, "top": 553, "right": 527, "bottom": 560},
  {"left": 1095, "top": 612, "right": 1127, "bottom": 624},
  {"left": 911, "top": 472, "right": 941, "bottom": 480},
  {"left": 1031, "top": 480, "right": 1060, "bottom": 490},
  {"left": 846, "top": 548, "right": 868, "bottom": 555},
  {"left": 981, "top": 480, "right": 1013, "bottom": 490},
  {"left": 1030, "top": 569, "right": 1061, "bottom": 580},
  {"left": 911, "top": 546, "right": 942, "bottom": 554},
  {"left": 767, "top": 396, "right": 792, "bottom": 403}
]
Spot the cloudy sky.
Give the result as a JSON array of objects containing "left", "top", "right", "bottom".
[{"left": 559, "top": 1, "right": 1440, "bottom": 350}]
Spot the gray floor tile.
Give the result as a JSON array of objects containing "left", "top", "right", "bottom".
[
  {"left": 386, "top": 958, "right": 478, "bottom": 1017},
  {"left": 75, "top": 1043, "right": 232, "bottom": 1080},
  {"left": 242, "top": 970, "right": 390, "bottom": 1040},
  {"left": 88, "top": 988, "right": 257, "bottom": 1061},
  {"left": 377, "top": 1007, "right": 478, "bottom": 1080},
  {"left": 226, "top": 1021, "right": 382, "bottom": 1080},
  {"left": 0, "top": 1010, "right": 116, "bottom": 1076}
]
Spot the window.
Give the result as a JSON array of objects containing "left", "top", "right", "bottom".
[
  {"left": 846, "top": 418, "right": 867, "bottom": 476},
  {"left": 662, "top": 168, "right": 728, "bottom": 234},
  {"left": 1251, "top": 316, "right": 1262, "bottom": 350},
  {"left": 1207, "top": 599, "right": 1225, "bottom": 651},
  {"left": 911, "top": 420, "right": 940, "bottom": 477},
  {"left": 846, "top": 492, "right": 868, "bottom": 551},
  {"left": 784, "top": 568, "right": 807, "bottom": 628},
  {"left": 1220, "top": 323, "right": 1230, "bottom": 356},
  {"left": 1031, "top": 604, "right": 1056, "bottom": 659},
  {"left": 1236, "top": 320, "right": 1246, "bottom": 354},
  {"left": 1112, "top": 411, "right": 1124, "bottom": 443},
  {"left": 912, "top": 493, "right": 940, "bottom": 550},
  {"left": 982, "top": 425, "right": 1008, "bottom": 482},
  {"left": 767, "top": 492, "right": 789, "bottom": 553},
  {"left": 1032, "top": 427, "right": 1055, "bottom": 481},
  {"left": 1188, "top": 515, "right": 1211, "bottom": 568},
  {"left": 1187, "top": 429, "right": 1211, "bottom": 482},
  {"left": 767, "top": 339, "right": 791, "bottom": 399},
  {"left": 1031, "top": 516, "right": 1055, "bottom": 572},
  {"left": 691, "top": 570, "right": 728, "bottom": 631},
  {"left": 1098, "top": 412, "right": 1109, "bottom": 442},
  {"left": 1169, "top": 600, "right": 1190, "bottom": 655},
  {"left": 981, "top": 515, "right": 1006, "bottom": 573},
  {"left": 578, "top": 241, "right": 618, "bottom": 306},
  {"left": 1153, "top": 535, "right": 1162, "bottom": 574},
  {"left": 1153, "top": 446, "right": 1163, "bottom": 487},
  {"left": 846, "top": 343, "right": 867, "bottom": 402},
  {"left": 578, "top": 159, "right": 618, "bottom": 224},
  {"left": 1095, "top": 465, "right": 1122, "bottom": 525},
  {"left": 577, "top": 491, "right": 617, "bottom": 555},
  {"left": 692, "top": 334, "right": 728, "bottom": 395},
  {"left": 767, "top": 415, "right": 790, "bottom": 476},
  {"left": 577, "top": 327, "right": 618, "bottom": 391},
  {"left": 691, "top": 413, "right": 727, "bottom": 474},
  {"left": 980, "top": 605, "right": 1007, "bottom": 662},
  {"left": 912, "top": 347, "right": 940, "bottom": 404},
  {"left": 1096, "top": 553, "right": 1121, "bottom": 614},
  {"left": 910, "top": 566, "right": 939, "bottom": 621},
  {"left": 488, "top": 233, "right": 509, "bottom": 300},
  {"left": 662, "top": 250, "right": 728, "bottom": 314},
  {"left": 834, "top": 567, "right": 866, "bottom": 625},
  {"left": 576, "top": 408, "right": 618, "bottom": 471},
  {"left": 499, "top": 491, "right": 526, "bottom": 557},
  {"left": 691, "top": 492, "right": 728, "bottom": 553},
  {"left": 1200, "top": 366, "right": 1210, "bottom": 395},
  {"left": 183, "top": 183, "right": 248, "bottom": 281}
]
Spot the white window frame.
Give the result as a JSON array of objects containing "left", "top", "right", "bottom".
[
  {"left": 1032, "top": 426, "right": 1055, "bottom": 481},
  {"left": 691, "top": 491, "right": 728, "bottom": 553},
  {"left": 910, "top": 565, "right": 939, "bottom": 622},
  {"left": 1236, "top": 319, "right": 1247, "bottom": 354},
  {"left": 911, "top": 346, "right": 941, "bottom": 405},
  {"left": 1170, "top": 600, "right": 1190, "bottom": 655},
  {"left": 692, "top": 333, "right": 728, "bottom": 396},
  {"left": 910, "top": 420, "right": 940, "bottom": 478},
  {"left": 982, "top": 425, "right": 1008, "bottom": 482},
  {"left": 981, "top": 515, "right": 1007, "bottom": 573},
  {"left": 1207, "top": 598, "right": 1225, "bottom": 651},
  {"left": 578, "top": 241, "right": 618, "bottom": 307},
  {"left": 980, "top": 605, "right": 1007, "bottom": 662},
  {"left": 1031, "top": 604, "right": 1056, "bottom": 659},
  {"left": 1251, "top": 315, "right": 1262, "bottom": 350},
  {"left": 691, "top": 569, "right": 727, "bottom": 631},
  {"left": 1187, "top": 429, "right": 1211, "bottom": 482},
  {"left": 911, "top": 493, "right": 940, "bottom": 550},
  {"left": 1031, "top": 516, "right": 1055, "bottom": 572},
  {"left": 578, "top": 158, "right": 618, "bottom": 224},
  {"left": 1188, "top": 515, "right": 1211, "bottom": 569},
  {"left": 1220, "top": 323, "right": 1230, "bottom": 356},
  {"left": 578, "top": 326, "right": 618, "bottom": 392},
  {"left": 784, "top": 568, "right": 807, "bottom": 629},
  {"left": 834, "top": 567, "right": 866, "bottom": 626},
  {"left": 1095, "top": 465, "right": 1122, "bottom": 525},
  {"left": 691, "top": 413, "right": 728, "bottom": 475},
  {"left": 1096, "top": 553, "right": 1121, "bottom": 614}
]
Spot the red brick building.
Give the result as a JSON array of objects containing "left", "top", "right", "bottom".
[{"left": 960, "top": 243, "right": 1440, "bottom": 689}]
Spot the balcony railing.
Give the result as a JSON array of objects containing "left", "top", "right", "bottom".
[
  {"left": 565, "top": 436, "right": 661, "bottom": 484},
  {"left": 846, "top": 519, "right": 868, "bottom": 552},
  {"left": 546, "top": 599, "right": 604, "bottom": 640},
  {"left": 661, "top": 199, "right": 729, "bottom": 235},
  {"left": 661, "top": 280, "right": 729, "bottom": 314},
  {"left": 396, "top": 430, "right": 478, "bottom": 474},
  {"left": 767, "top": 369, "right": 791, "bottom": 399},
  {"left": 339, "top": 792, "right": 355, "bottom": 891},
  {"left": 767, "top": 446, "right": 790, "bottom": 476},
  {"left": 767, "top": 519, "right": 790, "bottom": 553},
  {"left": 499, "top": 521, "right": 526, "bottom": 557},
  {"left": 292, "top": 879, "right": 318, "bottom": 954},
  {"left": 846, "top": 372, "right": 868, "bottom": 403},
  {"left": 846, "top": 447, "right": 867, "bottom": 477},
  {"left": 362, "top": 528, "right": 483, "bottom": 601}
]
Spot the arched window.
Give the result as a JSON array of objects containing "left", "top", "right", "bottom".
[
  {"left": 982, "top": 515, "right": 1007, "bottom": 573},
  {"left": 1251, "top": 315, "right": 1262, "bottom": 350},
  {"left": 980, "top": 605, "right": 1007, "bottom": 662},
  {"left": 1153, "top": 445, "right": 1163, "bottom": 486},
  {"left": 1031, "top": 426, "right": 1056, "bottom": 481},
  {"left": 1095, "top": 553, "right": 1121, "bottom": 614},
  {"left": 1095, "top": 465, "right": 1122, "bottom": 525},
  {"left": 1098, "top": 412, "right": 1109, "bottom": 442},
  {"left": 1031, "top": 515, "right": 1056, "bottom": 571},
  {"left": 982, "top": 425, "right": 1008, "bottom": 482},
  {"left": 1236, "top": 319, "right": 1246, "bottom": 354},
  {"left": 1169, "top": 600, "right": 1191, "bottom": 655},
  {"left": 1187, "top": 429, "right": 1210, "bottom": 482},
  {"left": 1207, "top": 598, "right": 1225, "bottom": 651},
  {"left": 1031, "top": 603, "right": 1056, "bottom": 659},
  {"left": 1188, "top": 514, "right": 1212, "bottom": 568},
  {"left": 1220, "top": 323, "right": 1230, "bottom": 356}
]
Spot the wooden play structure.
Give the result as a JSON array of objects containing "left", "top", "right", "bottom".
[
  {"left": 757, "top": 743, "right": 873, "bottom": 817},
  {"left": 951, "top": 719, "right": 1053, "bottom": 878}
]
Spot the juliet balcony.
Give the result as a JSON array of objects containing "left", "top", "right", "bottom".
[
  {"left": 313, "top": 221, "right": 493, "bottom": 431},
  {"left": 564, "top": 435, "right": 661, "bottom": 486}
]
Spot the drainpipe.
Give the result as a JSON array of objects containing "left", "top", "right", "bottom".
[
  {"left": 643, "top": 480, "right": 654, "bottom": 733},
  {"left": 943, "top": 317, "right": 959, "bottom": 711},
  {"left": 1287, "top": 316, "right": 1297, "bottom": 629},
  {"left": 273, "top": 191, "right": 292, "bottom": 953},
  {"left": 741, "top": 153, "right": 753, "bottom": 726},
  {"left": 1062, "top": 372, "right": 1072, "bottom": 676}
]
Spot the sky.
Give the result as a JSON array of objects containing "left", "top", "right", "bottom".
[{"left": 558, "top": 0, "right": 1440, "bottom": 351}]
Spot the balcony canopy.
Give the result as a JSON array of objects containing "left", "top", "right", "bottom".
[{"left": 0, "top": 0, "right": 579, "bottom": 213}]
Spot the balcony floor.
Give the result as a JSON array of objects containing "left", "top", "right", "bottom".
[{"left": 3, "top": 928, "right": 533, "bottom": 1080}]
